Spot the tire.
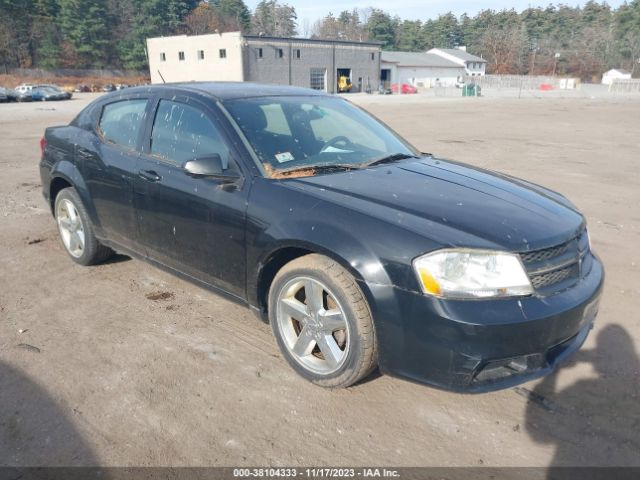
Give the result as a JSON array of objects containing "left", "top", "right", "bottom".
[
  {"left": 54, "top": 187, "right": 113, "bottom": 266},
  {"left": 268, "top": 253, "right": 377, "bottom": 388}
]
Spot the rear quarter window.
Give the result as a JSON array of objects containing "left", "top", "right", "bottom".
[{"left": 98, "top": 99, "right": 148, "bottom": 149}]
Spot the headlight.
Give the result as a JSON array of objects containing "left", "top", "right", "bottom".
[{"left": 413, "top": 249, "right": 533, "bottom": 299}]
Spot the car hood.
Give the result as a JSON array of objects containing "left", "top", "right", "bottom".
[{"left": 283, "top": 157, "right": 585, "bottom": 252}]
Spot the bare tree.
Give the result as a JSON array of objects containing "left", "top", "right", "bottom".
[{"left": 481, "top": 25, "right": 528, "bottom": 74}]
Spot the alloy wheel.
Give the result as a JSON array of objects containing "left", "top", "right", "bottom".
[
  {"left": 276, "top": 276, "right": 350, "bottom": 375},
  {"left": 56, "top": 198, "right": 85, "bottom": 258}
]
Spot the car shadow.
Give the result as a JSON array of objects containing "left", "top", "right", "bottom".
[
  {"left": 523, "top": 324, "right": 640, "bottom": 471},
  {"left": 0, "top": 359, "right": 98, "bottom": 466},
  {"left": 100, "top": 253, "right": 131, "bottom": 265}
]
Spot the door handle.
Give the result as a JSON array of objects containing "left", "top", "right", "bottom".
[
  {"left": 77, "top": 147, "right": 95, "bottom": 159},
  {"left": 138, "top": 170, "right": 161, "bottom": 182}
]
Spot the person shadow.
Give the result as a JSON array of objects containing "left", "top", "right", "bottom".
[
  {"left": 524, "top": 324, "right": 640, "bottom": 474},
  {"left": 0, "top": 359, "right": 98, "bottom": 467}
]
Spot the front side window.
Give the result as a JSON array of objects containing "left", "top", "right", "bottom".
[
  {"left": 223, "top": 96, "right": 417, "bottom": 176},
  {"left": 98, "top": 99, "right": 147, "bottom": 149},
  {"left": 150, "top": 100, "right": 229, "bottom": 168}
]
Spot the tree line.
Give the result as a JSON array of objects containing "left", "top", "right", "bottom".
[
  {"left": 311, "top": 2, "right": 640, "bottom": 79},
  {"left": 1, "top": 0, "right": 638, "bottom": 79}
]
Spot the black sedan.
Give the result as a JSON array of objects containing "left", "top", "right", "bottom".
[{"left": 39, "top": 83, "right": 603, "bottom": 391}]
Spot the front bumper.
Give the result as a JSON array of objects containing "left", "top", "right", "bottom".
[{"left": 365, "top": 253, "right": 604, "bottom": 392}]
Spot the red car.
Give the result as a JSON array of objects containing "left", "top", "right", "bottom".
[{"left": 391, "top": 83, "right": 418, "bottom": 94}]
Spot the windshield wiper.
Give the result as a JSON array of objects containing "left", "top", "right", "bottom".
[
  {"left": 363, "top": 153, "right": 420, "bottom": 168},
  {"left": 277, "top": 163, "right": 360, "bottom": 176}
]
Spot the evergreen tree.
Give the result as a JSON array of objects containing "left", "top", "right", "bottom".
[
  {"left": 58, "top": 0, "right": 112, "bottom": 68},
  {"left": 367, "top": 9, "right": 396, "bottom": 49},
  {"left": 215, "top": 0, "right": 252, "bottom": 32},
  {"left": 252, "top": 0, "right": 297, "bottom": 37},
  {"left": 396, "top": 20, "right": 423, "bottom": 51}
]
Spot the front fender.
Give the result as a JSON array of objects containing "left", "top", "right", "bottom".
[{"left": 264, "top": 219, "right": 393, "bottom": 283}]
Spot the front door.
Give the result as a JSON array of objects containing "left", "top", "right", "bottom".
[{"left": 134, "top": 95, "right": 248, "bottom": 298}]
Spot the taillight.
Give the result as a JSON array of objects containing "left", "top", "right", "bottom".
[{"left": 40, "top": 137, "right": 46, "bottom": 159}]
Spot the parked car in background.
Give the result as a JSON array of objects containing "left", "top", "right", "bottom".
[
  {"left": 31, "top": 86, "right": 64, "bottom": 101},
  {"left": 391, "top": 83, "right": 418, "bottom": 94},
  {"left": 102, "top": 84, "right": 116, "bottom": 92},
  {"left": 15, "top": 83, "right": 35, "bottom": 94},
  {"left": 37, "top": 84, "right": 72, "bottom": 100},
  {"left": 75, "top": 84, "right": 91, "bottom": 93},
  {"left": 0, "top": 88, "right": 8, "bottom": 102},
  {"left": 3, "top": 87, "right": 33, "bottom": 102},
  {"left": 40, "top": 82, "right": 603, "bottom": 392}
]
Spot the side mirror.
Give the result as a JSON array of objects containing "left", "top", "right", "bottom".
[{"left": 183, "top": 154, "right": 240, "bottom": 182}]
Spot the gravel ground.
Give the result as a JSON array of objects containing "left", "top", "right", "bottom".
[{"left": 0, "top": 92, "right": 639, "bottom": 468}]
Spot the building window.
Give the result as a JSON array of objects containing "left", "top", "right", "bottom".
[
  {"left": 296, "top": 49, "right": 301, "bottom": 59},
  {"left": 219, "top": 49, "right": 226, "bottom": 59},
  {"left": 178, "top": 51, "right": 185, "bottom": 61},
  {"left": 160, "top": 52, "right": 166, "bottom": 62},
  {"left": 310, "top": 68, "right": 326, "bottom": 91},
  {"left": 257, "top": 48, "right": 263, "bottom": 58},
  {"left": 278, "top": 48, "right": 284, "bottom": 58},
  {"left": 371, "top": 52, "right": 375, "bottom": 61},
  {"left": 198, "top": 50, "right": 205, "bottom": 60}
]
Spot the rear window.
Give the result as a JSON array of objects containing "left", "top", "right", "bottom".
[{"left": 98, "top": 99, "right": 148, "bottom": 149}]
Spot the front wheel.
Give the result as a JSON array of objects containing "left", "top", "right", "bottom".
[
  {"left": 54, "top": 187, "right": 113, "bottom": 266},
  {"left": 269, "top": 254, "right": 377, "bottom": 388}
]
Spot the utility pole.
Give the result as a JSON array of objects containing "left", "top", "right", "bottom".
[{"left": 552, "top": 52, "right": 561, "bottom": 77}]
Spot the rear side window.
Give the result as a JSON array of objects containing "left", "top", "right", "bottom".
[
  {"left": 98, "top": 99, "right": 147, "bottom": 149},
  {"left": 150, "top": 100, "right": 229, "bottom": 168}
]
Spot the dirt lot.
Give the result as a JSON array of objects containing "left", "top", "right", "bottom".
[{"left": 1, "top": 92, "right": 639, "bottom": 468}]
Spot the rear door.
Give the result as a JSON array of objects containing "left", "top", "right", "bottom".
[
  {"left": 81, "top": 97, "right": 151, "bottom": 251},
  {"left": 134, "top": 94, "right": 249, "bottom": 298}
]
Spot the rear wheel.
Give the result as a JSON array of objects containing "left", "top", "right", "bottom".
[
  {"left": 269, "top": 254, "right": 377, "bottom": 388},
  {"left": 54, "top": 187, "right": 113, "bottom": 266}
]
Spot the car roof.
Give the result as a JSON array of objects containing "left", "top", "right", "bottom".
[{"left": 111, "top": 82, "right": 329, "bottom": 101}]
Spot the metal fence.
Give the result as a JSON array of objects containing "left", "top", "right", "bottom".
[
  {"left": 609, "top": 78, "right": 640, "bottom": 94},
  {"left": 469, "top": 74, "right": 558, "bottom": 90},
  {"left": 3, "top": 67, "right": 146, "bottom": 78}
]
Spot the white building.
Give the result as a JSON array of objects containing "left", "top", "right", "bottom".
[
  {"left": 428, "top": 47, "right": 486, "bottom": 76},
  {"left": 602, "top": 68, "right": 632, "bottom": 85},
  {"left": 146, "top": 31, "right": 382, "bottom": 93},
  {"left": 380, "top": 51, "right": 465, "bottom": 88}
]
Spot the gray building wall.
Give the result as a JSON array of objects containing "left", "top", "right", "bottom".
[{"left": 243, "top": 37, "right": 381, "bottom": 94}]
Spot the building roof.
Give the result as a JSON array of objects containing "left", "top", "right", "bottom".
[
  {"left": 244, "top": 34, "right": 383, "bottom": 47},
  {"left": 121, "top": 82, "right": 327, "bottom": 101},
  {"left": 148, "top": 32, "right": 381, "bottom": 47},
  {"left": 431, "top": 48, "right": 486, "bottom": 63},
  {"left": 381, "top": 51, "right": 462, "bottom": 68},
  {"left": 605, "top": 68, "right": 631, "bottom": 75}
]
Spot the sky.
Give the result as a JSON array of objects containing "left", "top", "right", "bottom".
[{"left": 245, "top": 0, "right": 629, "bottom": 31}]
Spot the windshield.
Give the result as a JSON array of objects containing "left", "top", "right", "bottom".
[{"left": 223, "top": 96, "right": 419, "bottom": 178}]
